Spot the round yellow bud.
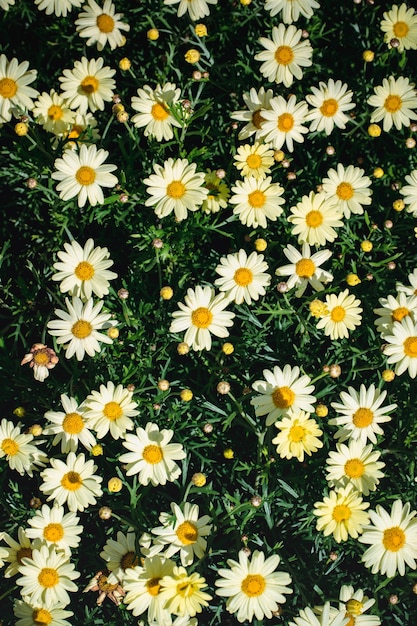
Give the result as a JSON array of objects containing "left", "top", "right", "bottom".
[
  {"left": 29, "top": 424, "right": 43, "bottom": 436},
  {"left": 191, "top": 472, "right": 207, "bottom": 487},
  {"left": 240, "top": 0, "right": 252, "bottom": 4},
  {"left": 13, "top": 406, "right": 26, "bottom": 418},
  {"left": 108, "top": 477, "right": 123, "bottom": 493},
  {"left": 373, "top": 167, "right": 384, "bottom": 178},
  {"left": 177, "top": 342, "right": 190, "bottom": 355},
  {"left": 160, "top": 286, "right": 173, "bottom": 300},
  {"left": 315, "top": 404, "right": 328, "bottom": 418},
  {"left": 15, "top": 122, "right": 29, "bottom": 136},
  {"left": 117, "top": 110, "right": 129, "bottom": 123},
  {"left": 361, "top": 240, "right": 373, "bottom": 252},
  {"left": 107, "top": 327, "right": 119, "bottom": 339},
  {"left": 99, "top": 506, "right": 112, "bottom": 520},
  {"left": 184, "top": 49, "right": 201, "bottom": 64},
  {"left": 382, "top": 369, "right": 395, "bottom": 382},
  {"left": 180, "top": 389, "right": 193, "bottom": 402},
  {"left": 368, "top": 123, "right": 381, "bottom": 137},
  {"left": 91, "top": 444, "right": 104, "bottom": 456},
  {"left": 222, "top": 342, "right": 234, "bottom": 355},
  {"left": 274, "top": 149, "right": 285, "bottom": 162},
  {"left": 392, "top": 199, "right": 405, "bottom": 212},
  {"left": 217, "top": 381, "right": 231, "bottom": 395},
  {"left": 195, "top": 23, "right": 207, "bottom": 37},
  {"left": 147, "top": 28, "right": 159, "bottom": 40},
  {"left": 362, "top": 50, "right": 374, "bottom": 62},
  {"left": 112, "top": 103, "right": 125, "bottom": 115},
  {"left": 309, "top": 299, "right": 328, "bottom": 318},
  {"left": 119, "top": 57, "right": 131, "bottom": 71},
  {"left": 254, "top": 238, "right": 267, "bottom": 252},
  {"left": 346, "top": 273, "right": 361, "bottom": 286},
  {"left": 223, "top": 448, "right": 234, "bottom": 459},
  {"left": 158, "top": 379, "right": 170, "bottom": 391}
]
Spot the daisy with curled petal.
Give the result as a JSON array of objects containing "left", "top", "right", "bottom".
[
  {"left": 123, "top": 555, "right": 175, "bottom": 623},
  {"left": 230, "top": 86, "right": 274, "bottom": 141},
  {"left": 75, "top": 0, "right": 130, "bottom": 51},
  {"left": 21, "top": 343, "right": 59, "bottom": 383},
  {"left": 83, "top": 381, "right": 138, "bottom": 440},
  {"left": 254, "top": 24, "right": 313, "bottom": 87},
  {"left": 272, "top": 409, "right": 323, "bottom": 462},
  {"left": 52, "top": 238, "right": 118, "bottom": 300},
  {"left": 383, "top": 315, "right": 417, "bottom": 377},
  {"left": 315, "top": 289, "right": 363, "bottom": 340},
  {"left": 0, "top": 419, "right": 47, "bottom": 477},
  {"left": 325, "top": 440, "right": 385, "bottom": 496},
  {"left": 14, "top": 599, "right": 74, "bottom": 626},
  {"left": 329, "top": 383, "right": 397, "bottom": 445},
  {"left": 144, "top": 158, "right": 208, "bottom": 222},
  {"left": 400, "top": 169, "right": 417, "bottom": 217},
  {"left": 16, "top": 544, "right": 79, "bottom": 607},
  {"left": 214, "top": 249, "right": 271, "bottom": 305},
  {"left": 367, "top": 75, "right": 417, "bottom": 132},
  {"left": 290, "top": 602, "right": 350, "bottom": 626},
  {"left": 43, "top": 393, "right": 96, "bottom": 453},
  {"left": 47, "top": 296, "right": 113, "bottom": 361},
  {"left": 314, "top": 484, "right": 370, "bottom": 543},
  {"left": 305, "top": 79, "right": 355, "bottom": 135},
  {"left": 100, "top": 530, "right": 139, "bottom": 580},
  {"left": 275, "top": 243, "right": 333, "bottom": 297},
  {"left": 39, "top": 451, "right": 103, "bottom": 512},
  {"left": 321, "top": 163, "right": 372, "bottom": 219},
  {"left": 215, "top": 549, "right": 292, "bottom": 623},
  {"left": 119, "top": 422, "right": 186, "bottom": 486},
  {"left": 34, "top": 0, "right": 82, "bottom": 16},
  {"left": 288, "top": 192, "right": 344, "bottom": 247},
  {"left": 359, "top": 499, "right": 417, "bottom": 578},
  {"left": 0, "top": 54, "right": 38, "bottom": 123},
  {"left": 201, "top": 169, "right": 230, "bottom": 214},
  {"left": 380, "top": 3, "right": 417, "bottom": 52},
  {"left": 52, "top": 144, "right": 118, "bottom": 208},
  {"left": 251, "top": 364, "right": 316, "bottom": 427},
  {"left": 2, "top": 527, "right": 34, "bottom": 578},
  {"left": 26, "top": 503, "right": 83, "bottom": 556},
  {"left": 258, "top": 94, "right": 309, "bottom": 152},
  {"left": 170, "top": 285, "right": 235, "bottom": 351},
  {"left": 163, "top": 0, "right": 218, "bottom": 21},
  {"left": 159, "top": 565, "right": 212, "bottom": 618},
  {"left": 264, "top": 0, "right": 320, "bottom": 23},
  {"left": 233, "top": 142, "right": 274, "bottom": 179},
  {"left": 229, "top": 176, "right": 285, "bottom": 229},
  {"left": 59, "top": 57, "right": 116, "bottom": 114},
  {"left": 373, "top": 292, "right": 417, "bottom": 337},
  {"left": 32, "top": 90, "right": 75, "bottom": 136},
  {"left": 131, "top": 83, "right": 182, "bottom": 142}
]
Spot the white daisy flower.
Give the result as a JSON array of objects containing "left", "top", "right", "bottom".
[
  {"left": 34, "top": 0, "right": 82, "bottom": 16},
  {"left": 373, "top": 292, "right": 417, "bottom": 337},
  {"left": 272, "top": 409, "right": 323, "bottom": 462},
  {"left": 321, "top": 163, "right": 372, "bottom": 219},
  {"left": 325, "top": 440, "right": 385, "bottom": 496},
  {"left": 0, "top": 419, "right": 47, "bottom": 477},
  {"left": 264, "top": 0, "right": 320, "bottom": 23},
  {"left": 75, "top": 0, "right": 130, "bottom": 51},
  {"left": 229, "top": 176, "right": 285, "bottom": 228},
  {"left": 59, "top": 56, "right": 116, "bottom": 114},
  {"left": 275, "top": 243, "right": 333, "bottom": 297},
  {"left": 201, "top": 169, "right": 230, "bottom": 213},
  {"left": 123, "top": 555, "right": 175, "bottom": 623},
  {"left": 32, "top": 90, "right": 75, "bottom": 136},
  {"left": 14, "top": 600, "right": 73, "bottom": 626},
  {"left": 315, "top": 289, "right": 363, "bottom": 340},
  {"left": 367, "top": 75, "right": 417, "bottom": 133},
  {"left": 25, "top": 504, "right": 83, "bottom": 556},
  {"left": 332, "top": 584, "right": 379, "bottom": 624},
  {"left": 0, "top": 54, "right": 38, "bottom": 123},
  {"left": 163, "top": 0, "right": 218, "bottom": 21},
  {"left": 397, "top": 267, "right": 417, "bottom": 296},
  {"left": 158, "top": 566, "right": 212, "bottom": 618},
  {"left": 288, "top": 191, "right": 344, "bottom": 246},
  {"left": 289, "top": 602, "right": 350, "bottom": 626},
  {"left": 100, "top": 530, "right": 139, "bottom": 580},
  {"left": 131, "top": 83, "right": 182, "bottom": 142},
  {"left": 400, "top": 169, "right": 417, "bottom": 217},
  {"left": 258, "top": 94, "right": 309, "bottom": 152},
  {"left": 2, "top": 527, "right": 34, "bottom": 578},
  {"left": 305, "top": 79, "right": 355, "bottom": 135},
  {"left": 214, "top": 249, "right": 271, "bottom": 305},
  {"left": 233, "top": 142, "right": 275, "bottom": 179},
  {"left": 83, "top": 381, "right": 138, "bottom": 440},
  {"left": 313, "top": 484, "right": 370, "bottom": 543},
  {"left": 230, "top": 86, "right": 274, "bottom": 141},
  {"left": 43, "top": 393, "right": 96, "bottom": 453},
  {"left": 383, "top": 315, "right": 417, "bottom": 377},
  {"left": 380, "top": 3, "right": 417, "bottom": 52}
]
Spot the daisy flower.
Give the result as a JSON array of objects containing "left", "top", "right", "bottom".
[
  {"left": 159, "top": 565, "right": 212, "bottom": 618},
  {"left": 233, "top": 142, "right": 274, "bottom": 179},
  {"left": 367, "top": 75, "right": 417, "bottom": 132},
  {"left": 20, "top": 343, "right": 59, "bottom": 382},
  {"left": 214, "top": 249, "right": 271, "bottom": 305},
  {"left": 321, "top": 164, "right": 372, "bottom": 219},
  {"left": 215, "top": 549, "right": 292, "bottom": 623},
  {"left": 383, "top": 316, "right": 417, "bottom": 377},
  {"left": 264, "top": 0, "right": 320, "bottom": 23},
  {"left": 289, "top": 602, "right": 350, "bottom": 626},
  {"left": 230, "top": 86, "right": 274, "bottom": 141},
  {"left": 83, "top": 381, "right": 138, "bottom": 440},
  {"left": 151, "top": 502, "right": 212, "bottom": 566},
  {"left": 123, "top": 555, "right": 175, "bottom": 623},
  {"left": 325, "top": 441, "right": 385, "bottom": 496},
  {"left": 275, "top": 243, "right": 333, "bottom": 297},
  {"left": 163, "top": 0, "right": 218, "bottom": 21},
  {"left": 321, "top": 584, "right": 380, "bottom": 626},
  {"left": 397, "top": 267, "right": 417, "bottom": 296},
  {"left": 170, "top": 285, "right": 235, "bottom": 351},
  {"left": 305, "top": 79, "right": 355, "bottom": 135},
  {"left": 229, "top": 176, "right": 285, "bottom": 228},
  {"left": 100, "top": 530, "right": 139, "bottom": 580},
  {"left": 373, "top": 292, "right": 417, "bottom": 337},
  {"left": 64, "top": 110, "right": 100, "bottom": 147},
  {"left": 47, "top": 296, "right": 113, "bottom": 361},
  {"left": 59, "top": 57, "right": 116, "bottom": 114},
  {"left": 43, "top": 393, "right": 96, "bottom": 453},
  {"left": 32, "top": 90, "right": 75, "bottom": 136},
  {"left": 315, "top": 289, "right": 363, "bottom": 340},
  {"left": 144, "top": 158, "right": 208, "bottom": 222},
  {"left": 34, "top": 0, "right": 82, "bottom": 16},
  {"left": 272, "top": 409, "right": 323, "bottom": 462},
  {"left": 16, "top": 544, "right": 79, "bottom": 606},
  {"left": 26, "top": 504, "right": 83, "bottom": 556},
  {"left": 314, "top": 484, "right": 370, "bottom": 543},
  {"left": 400, "top": 169, "right": 417, "bottom": 217},
  {"left": 0, "top": 54, "right": 38, "bottom": 123},
  {"left": 258, "top": 94, "right": 309, "bottom": 152},
  {"left": 0, "top": 419, "right": 47, "bottom": 476},
  {"left": 14, "top": 600, "right": 73, "bottom": 626},
  {"left": 359, "top": 500, "right": 417, "bottom": 577},
  {"left": 254, "top": 24, "right": 313, "bottom": 87},
  {"left": 131, "top": 83, "right": 182, "bottom": 142},
  {"left": 380, "top": 3, "right": 417, "bottom": 52},
  {"left": 288, "top": 191, "right": 344, "bottom": 246},
  {"left": 119, "top": 422, "right": 186, "bottom": 486},
  {"left": 75, "top": 0, "right": 130, "bottom": 51},
  {"left": 201, "top": 169, "right": 230, "bottom": 213},
  {"left": 329, "top": 384, "right": 397, "bottom": 444},
  {"left": 39, "top": 451, "right": 103, "bottom": 512},
  {"left": 251, "top": 364, "right": 316, "bottom": 427},
  {"left": 52, "top": 144, "right": 118, "bottom": 208},
  {"left": 2, "top": 527, "right": 34, "bottom": 578}
]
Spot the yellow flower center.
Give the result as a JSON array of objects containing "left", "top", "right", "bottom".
[
  {"left": 33, "top": 608, "right": 53, "bottom": 625},
  {"left": 151, "top": 102, "right": 170, "bottom": 121},
  {"left": 330, "top": 305, "right": 346, "bottom": 322},
  {"left": 120, "top": 551, "right": 138, "bottom": 570},
  {"left": 16, "top": 546, "right": 33, "bottom": 564},
  {"left": 61, "top": 470, "right": 83, "bottom": 491},
  {"left": 272, "top": 386, "right": 295, "bottom": 409},
  {"left": 344, "top": 458, "right": 365, "bottom": 478},
  {"left": 346, "top": 599, "right": 364, "bottom": 616},
  {"left": 336, "top": 182, "right": 354, "bottom": 201},
  {"left": 274, "top": 45, "right": 294, "bottom": 65},
  {"left": 289, "top": 423, "right": 306, "bottom": 442},
  {"left": 176, "top": 520, "right": 199, "bottom": 545},
  {"left": 47, "top": 104, "right": 63, "bottom": 120},
  {"left": 383, "top": 526, "right": 406, "bottom": 552},
  {"left": 62, "top": 412, "right": 84, "bottom": 434},
  {"left": 43, "top": 523, "right": 64, "bottom": 542},
  {"left": 393, "top": 21, "right": 409, "bottom": 38},
  {"left": 241, "top": 574, "right": 266, "bottom": 597},
  {"left": 75, "top": 165, "right": 96, "bottom": 186},
  {"left": 96, "top": 13, "right": 115, "bottom": 33},
  {"left": 332, "top": 504, "right": 351, "bottom": 522},
  {"left": 352, "top": 407, "right": 373, "bottom": 428},
  {"left": 142, "top": 444, "right": 163, "bottom": 464},
  {"left": 305, "top": 210, "right": 323, "bottom": 227},
  {"left": 234, "top": 267, "right": 253, "bottom": 286},
  {"left": 75, "top": 261, "right": 95, "bottom": 280},
  {"left": 320, "top": 98, "right": 339, "bottom": 117},
  {"left": 246, "top": 153, "right": 262, "bottom": 169},
  {"left": 248, "top": 190, "right": 266, "bottom": 208},
  {"left": 146, "top": 576, "right": 162, "bottom": 596},
  {"left": 177, "top": 579, "right": 197, "bottom": 598},
  {"left": 68, "top": 124, "right": 83, "bottom": 139},
  {"left": 403, "top": 336, "right": 417, "bottom": 357},
  {"left": 277, "top": 112, "right": 294, "bottom": 132},
  {"left": 1, "top": 438, "right": 19, "bottom": 456},
  {"left": 252, "top": 109, "right": 265, "bottom": 129},
  {"left": 34, "top": 351, "right": 50, "bottom": 365},
  {"left": 167, "top": 180, "right": 186, "bottom": 199},
  {"left": 103, "top": 401, "right": 123, "bottom": 421},
  {"left": 71, "top": 320, "right": 93, "bottom": 339},
  {"left": 295, "top": 258, "right": 316, "bottom": 278},
  {"left": 191, "top": 306, "right": 213, "bottom": 328},
  {"left": 0, "top": 77, "right": 17, "bottom": 98},
  {"left": 384, "top": 94, "right": 402, "bottom": 113},
  {"left": 391, "top": 307, "right": 409, "bottom": 322},
  {"left": 38, "top": 567, "right": 59, "bottom": 588},
  {"left": 80, "top": 75, "right": 99, "bottom": 94}
]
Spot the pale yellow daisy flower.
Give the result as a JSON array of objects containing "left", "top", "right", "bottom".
[
  {"left": 272, "top": 409, "right": 323, "bottom": 462},
  {"left": 314, "top": 484, "right": 370, "bottom": 543}
]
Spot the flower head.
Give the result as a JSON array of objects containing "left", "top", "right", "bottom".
[
  {"left": 400, "top": 169, "right": 417, "bottom": 217},
  {"left": 325, "top": 441, "right": 385, "bottom": 496},
  {"left": 59, "top": 57, "right": 116, "bottom": 114},
  {"left": 288, "top": 192, "right": 344, "bottom": 246},
  {"left": 43, "top": 394, "right": 96, "bottom": 453},
  {"left": 380, "top": 3, "right": 417, "bottom": 52},
  {"left": 264, "top": 0, "right": 320, "bottom": 23},
  {"left": 75, "top": 0, "right": 130, "bottom": 50},
  {"left": 32, "top": 90, "right": 75, "bottom": 136},
  {"left": 229, "top": 176, "right": 285, "bottom": 228},
  {"left": 159, "top": 565, "right": 212, "bottom": 617},
  {"left": 0, "top": 54, "right": 38, "bottom": 123},
  {"left": 100, "top": 530, "right": 139, "bottom": 580},
  {"left": 131, "top": 82, "right": 182, "bottom": 141},
  {"left": 314, "top": 484, "right": 370, "bottom": 543},
  {"left": 383, "top": 316, "right": 417, "bottom": 377},
  {"left": 305, "top": 79, "right": 355, "bottom": 135},
  {"left": 123, "top": 555, "right": 175, "bottom": 623},
  {"left": 233, "top": 142, "right": 274, "bottom": 179},
  {"left": 272, "top": 409, "right": 323, "bottom": 462},
  {"left": 201, "top": 169, "right": 230, "bottom": 213},
  {"left": 0, "top": 419, "right": 47, "bottom": 476},
  {"left": 321, "top": 163, "right": 372, "bottom": 219},
  {"left": 258, "top": 94, "right": 309, "bottom": 152},
  {"left": 368, "top": 75, "right": 417, "bottom": 132},
  {"left": 315, "top": 289, "right": 362, "bottom": 340},
  {"left": 230, "top": 86, "right": 274, "bottom": 140},
  {"left": 214, "top": 249, "right": 271, "bottom": 305},
  {"left": 14, "top": 600, "right": 73, "bottom": 626},
  {"left": 34, "top": 0, "right": 82, "bottom": 16},
  {"left": 21, "top": 343, "right": 59, "bottom": 382},
  {"left": 25, "top": 503, "right": 83, "bottom": 556},
  {"left": 83, "top": 381, "right": 138, "bottom": 440},
  {"left": 275, "top": 243, "right": 333, "bottom": 297},
  {"left": 163, "top": 0, "right": 218, "bottom": 21}
]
